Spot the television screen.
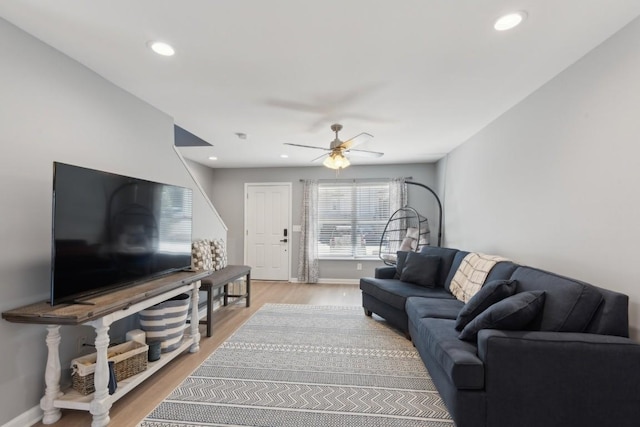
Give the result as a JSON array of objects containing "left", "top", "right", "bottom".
[{"left": 51, "top": 162, "right": 193, "bottom": 305}]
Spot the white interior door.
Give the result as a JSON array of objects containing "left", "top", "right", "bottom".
[{"left": 245, "top": 183, "right": 291, "bottom": 281}]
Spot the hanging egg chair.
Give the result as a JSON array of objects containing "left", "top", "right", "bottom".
[
  {"left": 378, "top": 180, "right": 443, "bottom": 266},
  {"left": 378, "top": 207, "right": 430, "bottom": 265}
]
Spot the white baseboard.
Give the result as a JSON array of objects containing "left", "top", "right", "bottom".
[
  {"left": 2, "top": 405, "right": 42, "bottom": 427},
  {"left": 289, "top": 278, "right": 360, "bottom": 285}
]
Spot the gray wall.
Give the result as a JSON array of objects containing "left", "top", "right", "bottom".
[
  {"left": 0, "top": 19, "right": 225, "bottom": 424},
  {"left": 441, "top": 16, "right": 640, "bottom": 340},
  {"left": 186, "top": 158, "right": 216, "bottom": 200},
  {"left": 208, "top": 164, "right": 439, "bottom": 280},
  {"left": 185, "top": 158, "right": 227, "bottom": 238}
]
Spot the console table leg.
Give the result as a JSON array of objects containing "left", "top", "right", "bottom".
[
  {"left": 190, "top": 281, "right": 201, "bottom": 353},
  {"left": 40, "top": 325, "right": 62, "bottom": 425},
  {"left": 89, "top": 318, "right": 112, "bottom": 427}
]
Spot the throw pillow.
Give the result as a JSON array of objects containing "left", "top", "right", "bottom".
[
  {"left": 191, "top": 239, "right": 213, "bottom": 271},
  {"left": 394, "top": 251, "right": 410, "bottom": 279},
  {"left": 398, "top": 237, "right": 416, "bottom": 252},
  {"left": 399, "top": 251, "right": 440, "bottom": 288},
  {"left": 406, "top": 227, "right": 420, "bottom": 240},
  {"left": 455, "top": 279, "right": 518, "bottom": 331},
  {"left": 399, "top": 228, "right": 420, "bottom": 252},
  {"left": 458, "top": 291, "right": 546, "bottom": 341},
  {"left": 210, "top": 238, "right": 228, "bottom": 271}
]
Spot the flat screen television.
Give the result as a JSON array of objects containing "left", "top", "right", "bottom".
[{"left": 50, "top": 162, "right": 193, "bottom": 305}]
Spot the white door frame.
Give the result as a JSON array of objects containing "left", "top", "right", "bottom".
[{"left": 244, "top": 182, "right": 293, "bottom": 281}]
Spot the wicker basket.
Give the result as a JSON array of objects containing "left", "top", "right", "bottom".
[{"left": 71, "top": 340, "right": 148, "bottom": 395}]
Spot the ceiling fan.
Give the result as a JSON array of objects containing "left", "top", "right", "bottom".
[{"left": 284, "top": 124, "right": 384, "bottom": 169}]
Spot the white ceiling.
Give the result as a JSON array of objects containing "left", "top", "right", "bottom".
[{"left": 2, "top": 1, "right": 640, "bottom": 168}]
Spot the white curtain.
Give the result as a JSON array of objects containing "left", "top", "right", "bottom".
[
  {"left": 298, "top": 180, "right": 319, "bottom": 283},
  {"left": 387, "top": 178, "right": 408, "bottom": 253},
  {"left": 389, "top": 177, "right": 407, "bottom": 213}
]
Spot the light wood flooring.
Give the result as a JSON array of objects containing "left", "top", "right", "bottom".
[{"left": 33, "top": 281, "right": 364, "bottom": 427}]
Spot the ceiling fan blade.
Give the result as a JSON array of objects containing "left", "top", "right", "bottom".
[
  {"left": 284, "top": 142, "right": 331, "bottom": 151},
  {"left": 266, "top": 99, "right": 324, "bottom": 113},
  {"left": 346, "top": 148, "right": 384, "bottom": 158},
  {"left": 310, "top": 152, "right": 329, "bottom": 162},
  {"left": 339, "top": 132, "right": 373, "bottom": 150}
]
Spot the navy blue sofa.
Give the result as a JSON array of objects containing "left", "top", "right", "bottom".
[{"left": 360, "top": 246, "right": 640, "bottom": 427}]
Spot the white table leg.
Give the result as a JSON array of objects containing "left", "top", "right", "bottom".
[
  {"left": 40, "top": 325, "right": 62, "bottom": 424},
  {"left": 89, "top": 317, "right": 113, "bottom": 427},
  {"left": 190, "top": 280, "right": 201, "bottom": 353}
]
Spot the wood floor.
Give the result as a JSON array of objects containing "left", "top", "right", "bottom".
[{"left": 33, "top": 281, "right": 364, "bottom": 427}]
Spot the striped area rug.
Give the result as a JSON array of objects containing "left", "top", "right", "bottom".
[{"left": 140, "top": 304, "right": 453, "bottom": 427}]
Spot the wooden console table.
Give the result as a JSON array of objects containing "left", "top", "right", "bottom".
[
  {"left": 1, "top": 270, "right": 209, "bottom": 427},
  {"left": 199, "top": 265, "right": 251, "bottom": 337}
]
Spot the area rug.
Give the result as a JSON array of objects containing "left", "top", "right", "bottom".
[{"left": 140, "top": 304, "right": 453, "bottom": 427}]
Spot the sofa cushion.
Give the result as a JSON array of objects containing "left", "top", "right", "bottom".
[
  {"left": 444, "top": 250, "right": 469, "bottom": 292},
  {"left": 360, "top": 278, "right": 455, "bottom": 311},
  {"left": 486, "top": 261, "right": 520, "bottom": 283},
  {"left": 455, "top": 279, "right": 518, "bottom": 331},
  {"left": 412, "top": 317, "right": 485, "bottom": 390},
  {"left": 406, "top": 296, "right": 464, "bottom": 321},
  {"left": 417, "top": 246, "right": 459, "bottom": 288},
  {"left": 393, "top": 251, "right": 410, "bottom": 279},
  {"left": 584, "top": 285, "right": 629, "bottom": 337},
  {"left": 399, "top": 252, "right": 440, "bottom": 287},
  {"left": 511, "top": 267, "right": 604, "bottom": 332},
  {"left": 459, "top": 291, "right": 546, "bottom": 341}
]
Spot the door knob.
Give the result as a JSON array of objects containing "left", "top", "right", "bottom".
[{"left": 280, "top": 238, "right": 288, "bottom": 242}]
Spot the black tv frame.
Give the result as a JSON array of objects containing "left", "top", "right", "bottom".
[{"left": 50, "top": 162, "right": 193, "bottom": 305}]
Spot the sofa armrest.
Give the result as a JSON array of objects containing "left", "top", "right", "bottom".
[
  {"left": 477, "top": 329, "right": 640, "bottom": 427},
  {"left": 375, "top": 266, "right": 396, "bottom": 279}
]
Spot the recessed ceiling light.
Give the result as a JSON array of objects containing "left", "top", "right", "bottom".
[
  {"left": 148, "top": 41, "right": 175, "bottom": 56},
  {"left": 208, "top": 156, "right": 218, "bottom": 161},
  {"left": 494, "top": 11, "right": 527, "bottom": 31},
  {"left": 280, "top": 154, "right": 289, "bottom": 159}
]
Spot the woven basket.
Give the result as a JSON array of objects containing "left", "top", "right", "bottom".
[{"left": 71, "top": 340, "right": 148, "bottom": 395}]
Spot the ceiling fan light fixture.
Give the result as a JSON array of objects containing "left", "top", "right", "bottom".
[
  {"left": 283, "top": 124, "right": 377, "bottom": 169},
  {"left": 323, "top": 153, "right": 350, "bottom": 170}
]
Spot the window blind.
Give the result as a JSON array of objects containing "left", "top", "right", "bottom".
[
  {"left": 158, "top": 186, "right": 193, "bottom": 253},
  {"left": 317, "top": 181, "right": 390, "bottom": 258}
]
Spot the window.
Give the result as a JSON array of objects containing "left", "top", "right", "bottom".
[
  {"left": 317, "top": 181, "right": 390, "bottom": 259},
  {"left": 158, "top": 186, "right": 193, "bottom": 253}
]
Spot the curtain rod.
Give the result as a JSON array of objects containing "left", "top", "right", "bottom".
[{"left": 299, "top": 176, "right": 413, "bottom": 183}]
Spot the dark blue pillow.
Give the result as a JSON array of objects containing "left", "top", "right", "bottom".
[
  {"left": 394, "top": 251, "right": 410, "bottom": 279},
  {"left": 455, "top": 279, "right": 518, "bottom": 331},
  {"left": 399, "top": 251, "right": 440, "bottom": 288},
  {"left": 459, "top": 291, "right": 546, "bottom": 341}
]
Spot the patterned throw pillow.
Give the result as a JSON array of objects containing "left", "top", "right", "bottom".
[
  {"left": 210, "top": 238, "right": 228, "bottom": 271},
  {"left": 191, "top": 239, "right": 213, "bottom": 271}
]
